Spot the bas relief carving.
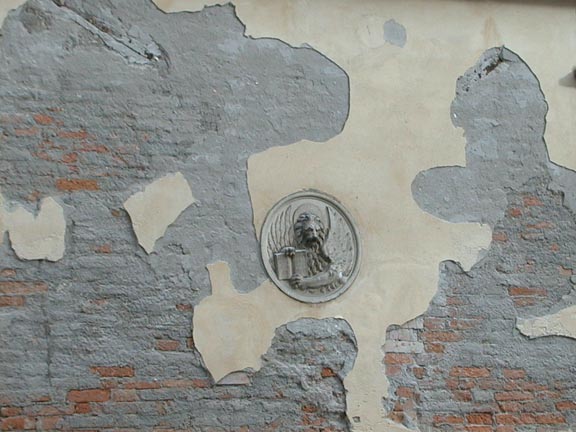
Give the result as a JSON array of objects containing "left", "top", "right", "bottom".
[{"left": 261, "top": 191, "right": 360, "bottom": 303}]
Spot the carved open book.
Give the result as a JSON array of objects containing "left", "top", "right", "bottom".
[{"left": 274, "top": 250, "right": 309, "bottom": 280}]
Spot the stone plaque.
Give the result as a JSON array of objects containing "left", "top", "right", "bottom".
[{"left": 261, "top": 191, "right": 361, "bottom": 303}]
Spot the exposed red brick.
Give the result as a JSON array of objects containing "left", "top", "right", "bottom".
[
  {"left": 423, "top": 331, "right": 462, "bottom": 342},
  {"left": 467, "top": 413, "right": 493, "bottom": 424},
  {"left": 56, "top": 178, "right": 99, "bottom": 192},
  {"left": 559, "top": 265, "right": 573, "bottom": 276},
  {"left": 384, "top": 354, "right": 413, "bottom": 365},
  {"left": 176, "top": 304, "right": 193, "bottom": 311},
  {"left": 67, "top": 389, "right": 110, "bottom": 403},
  {"left": 123, "top": 381, "right": 161, "bottom": 390},
  {"left": 0, "top": 407, "right": 22, "bottom": 417},
  {"left": 33, "top": 114, "right": 54, "bottom": 125},
  {"left": 425, "top": 343, "right": 445, "bottom": 353},
  {"left": 493, "top": 232, "right": 508, "bottom": 242},
  {"left": 0, "top": 296, "right": 25, "bottom": 307},
  {"left": 155, "top": 339, "right": 180, "bottom": 351},
  {"left": 556, "top": 401, "right": 576, "bottom": 411},
  {"left": 0, "top": 416, "right": 35, "bottom": 430},
  {"left": 94, "top": 244, "right": 112, "bottom": 254},
  {"left": 61, "top": 152, "right": 78, "bottom": 163},
  {"left": 57, "top": 129, "right": 88, "bottom": 140},
  {"left": 0, "top": 281, "right": 48, "bottom": 295},
  {"left": 550, "top": 243, "right": 560, "bottom": 252},
  {"left": 0, "top": 269, "right": 16, "bottom": 278},
  {"left": 450, "top": 367, "right": 490, "bottom": 378},
  {"left": 396, "top": 386, "right": 414, "bottom": 398},
  {"left": 74, "top": 403, "right": 91, "bottom": 414},
  {"left": 508, "top": 207, "right": 522, "bottom": 217},
  {"left": 523, "top": 196, "right": 543, "bottom": 207},
  {"left": 301, "top": 405, "right": 317, "bottom": 413},
  {"left": 321, "top": 367, "right": 336, "bottom": 378},
  {"left": 160, "top": 379, "right": 210, "bottom": 389},
  {"left": 534, "top": 413, "right": 565, "bottom": 424},
  {"left": 503, "top": 369, "right": 526, "bottom": 379},
  {"left": 413, "top": 367, "right": 425, "bottom": 379},
  {"left": 90, "top": 366, "right": 134, "bottom": 378},
  {"left": 508, "top": 286, "right": 546, "bottom": 296},
  {"left": 513, "top": 297, "right": 537, "bottom": 307},
  {"left": 433, "top": 414, "right": 464, "bottom": 425},
  {"left": 186, "top": 337, "right": 195, "bottom": 349},
  {"left": 14, "top": 127, "right": 38, "bottom": 137},
  {"left": 494, "top": 391, "right": 534, "bottom": 402}
]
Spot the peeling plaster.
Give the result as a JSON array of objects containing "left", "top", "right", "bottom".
[
  {"left": 517, "top": 306, "right": 576, "bottom": 339},
  {"left": 124, "top": 172, "right": 195, "bottom": 254},
  {"left": 4, "top": 197, "right": 66, "bottom": 261}
]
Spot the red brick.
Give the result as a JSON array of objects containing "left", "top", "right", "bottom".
[
  {"left": 450, "top": 367, "right": 490, "bottom": 378},
  {"left": 123, "top": 381, "right": 161, "bottom": 390},
  {"left": 508, "top": 208, "right": 522, "bottom": 217},
  {"left": 176, "top": 304, "right": 193, "bottom": 311},
  {"left": 14, "top": 127, "right": 38, "bottom": 137},
  {"left": 301, "top": 405, "right": 317, "bottom": 413},
  {"left": 503, "top": 369, "right": 526, "bottom": 379},
  {"left": 94, "top": 244, "right": 112, "bottom": 254},
  {"left": 0, "top": 281, "right": 48, "bottom": 295},
  {"left": 0, "top": 296, "right": 25, "bottom": 307},
  {"left": 0, "top": 407, "right": 21, "bottom": 417},
  {"left": 90, "top": 366, "right": 134, "bottom": 378},
  {"left": 495, "top": 391, "right": 533, "bottom": 401},
  {"left": 508, "top": 286, "right": 546, "bottom": 296},
  {"left": 556, "top": 401, "right": 576, "bottom": 411},
  {"left": 67, "top": 389, "right": 110, "bottom": 403},
  {"left": 33, "top": 114, "right": 54, "bottom": 125},
  {"left": 160, "top": 379, "right": 210, "bottom": 389},
  {"left": 56, "top": 178, "right": 99, "bottom": 192},
  {"left": 0, "top": 269, "right": 16, "bottom": 277},
  {"left": 493, "top": 232, "right": 508, "bottom": 242},
  {"left": 0, "top": 416, "right": 34, "bottom": 430},
  {"left": 513, "top": 297, "right": 536, "bottom": 307},
  {"left": 384, "top": 354, "right": 413, "bottom": 365},
  {"left": 423, "top": 331, "right": 462, "bottom": 342},
  {"left": 74, "top": 403, "right": 91, "bottom": 414},
  {"left": 61, "top": 152, "right": 78, "bottom": 163},
  {"left": 534, "top": 413, "right": 565, "bottom": 424},
  {"left": 396, "top": 386, "right": 414, "bottom": 398},
  {"left": 155, "top": 339, "right": 180, "bottom": 351},
  {"left": 467, "top": 413, "right": 493, "bottom": 424},
  {"left": 321, "top": 367, "right": 336, "bottom": 378},
  {"left": 523, "top": 196, "right": 543, "bottom": 206},
  {"left": 57, "top": 129, "right": 88, "bottom": 139}
]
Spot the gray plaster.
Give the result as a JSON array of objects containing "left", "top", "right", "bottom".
[
  {"left": 383, "top": 19, "right": 406, "bottom": 48},
  {"left": 388, "top": 47, "right": 576, "bottom": 430},
  {"left": 0, "top": 0, "right": 352, "bottom": 427}
]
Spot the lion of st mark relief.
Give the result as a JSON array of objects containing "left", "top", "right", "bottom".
[{"left": 261, "top": 191, "right": 360, "bottom": 303}]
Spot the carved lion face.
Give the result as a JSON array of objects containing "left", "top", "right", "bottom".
[{"left": 294, "top": 212, "right": 326, "bottom": 249}]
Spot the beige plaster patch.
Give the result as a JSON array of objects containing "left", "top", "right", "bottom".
[
  {"left": 124, "top": 172, "right": 195, "bottom": 254},
  {"left": 4, "top": 197, "right": 66, "bottom": 261},
  {"left": 0, "top": 0, "right": 26, "bottom": 26},
  {"left": 517, "top": 306, "right": 576, "bottom": 340}
]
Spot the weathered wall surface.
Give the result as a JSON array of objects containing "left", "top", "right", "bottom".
[{"left": 1, "top": 1, "right": 576, "bottom": 432}]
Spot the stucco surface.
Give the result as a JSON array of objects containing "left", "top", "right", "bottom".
[
  {"left": 124, "top": 172, "right": 195, "bottom": 253},
  {"left": 4, "top": 196, "right": 66, "bottom": 261}
]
